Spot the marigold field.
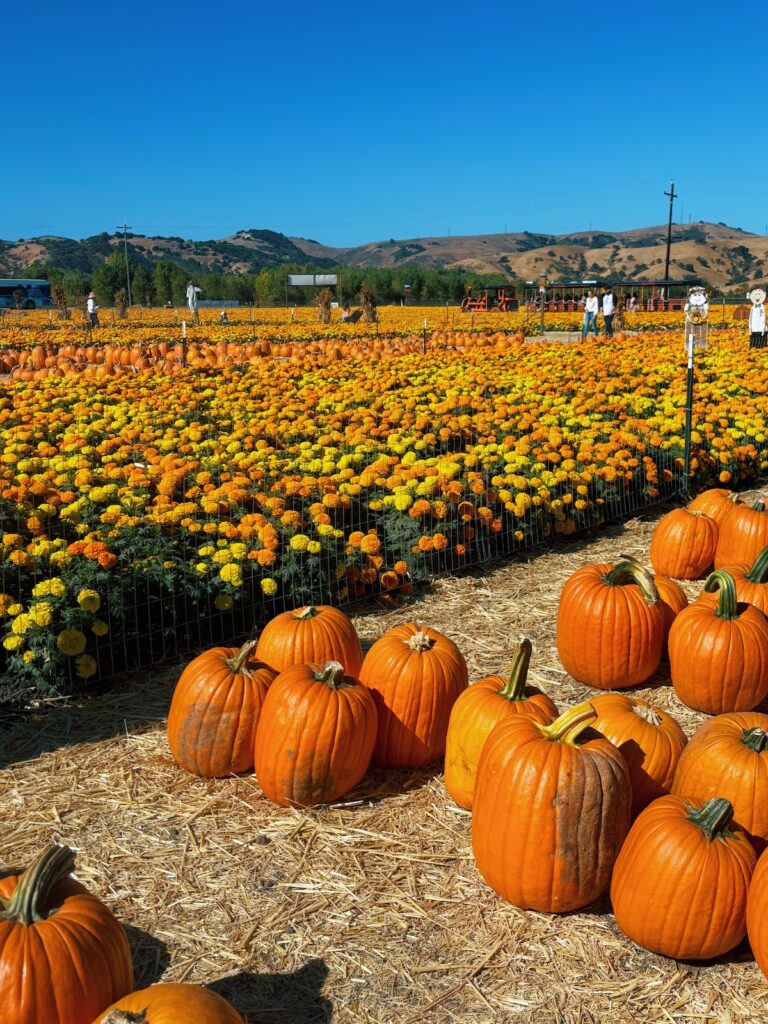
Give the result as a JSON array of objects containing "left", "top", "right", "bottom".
[{"left": 0, "top": 306, "right": 764, "bottom": 695}]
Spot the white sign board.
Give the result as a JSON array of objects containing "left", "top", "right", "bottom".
[{"left": 287, "top": 274, "right": 338, "bottom": 286}]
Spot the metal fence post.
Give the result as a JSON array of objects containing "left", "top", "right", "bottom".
[{"left": 682, "top": 331, "right": 695, "bottom": 498}]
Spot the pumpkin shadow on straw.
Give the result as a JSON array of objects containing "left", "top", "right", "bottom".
[
  {"left": 207, "top": 958, "right": 332, "bottom": 1023},
  {"left": 123, "top": 923, "right": 170, "bottom": 987},
  {"left": 336, "top": 762, "right": 444, "bottom": 806}
]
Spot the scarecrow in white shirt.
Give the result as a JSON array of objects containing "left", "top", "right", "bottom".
[{"left": 748, "top": 288, "right": 766, "bottom": 350}]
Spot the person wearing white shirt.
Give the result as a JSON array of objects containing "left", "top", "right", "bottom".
[
  {"left": 86, "top": 291, "right": 99, "bottom": 328},
  {"left": 602, "top": 289, "right": 615, "bottom": 337},
  {"left": 749, "top": 292, "right": 766, "bottom": 349},
  {"left": 582, "top": 289, "right": 599, "bottom": 338},
  {"left": 186, "top": 281, "right": 202, "bottom": 324}
]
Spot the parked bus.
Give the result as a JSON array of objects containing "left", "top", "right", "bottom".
[{"left": 0, "top": 279, "right": 53, "bottom": 309}]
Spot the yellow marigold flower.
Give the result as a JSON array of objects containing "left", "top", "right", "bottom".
[
  {"left": 261, "top": 577, "right": 278, "bottom": 596},
  {"left": 229, "top": 543, "right": 248, "bottom": 560},
  {"left": 23, "top": 650, "right": 36, "bottom": 664},
  {"left": 91, "top": 620, "right": 109, "bottom": 637},
  {"left": 11, "top": 613, "right": 33, "bottom": 635},
  {"left": 219, "top": 564, "right": 243, "bottom": 586},
  {"left": 77, "top": 589, "right": 101, "bottom": 613},
  {"left": 306, "top": 540, "right": 322, "bottom": 555},
  {"left": 32, "top": 577, "right": 66, "bottom": 598},
  {"left": 195, "top": 562, "right": 209, "bottom": 574},
  {"left": 212, "top": 549, "right": 233, "bottom": 564},
  {"left": 0, "top": 594, "right": 14, "bottom": 617},
  {"left": 75, "top": 654, "right": 98, "bottom": 679},
  {"left": 56, "top": 629, "right": 87, "bottom": 656},
  {"left": 8, "top": 603, "right": 23, "bottom": 617},
  {"left": 197, "top": 545, "right": 215, "bottom": 557},
  {"left": 3, "top": 635, "right": 23, "bottom": 651},
  {"left": 29, "top": 603, "right": 53, "bottom": 628},
  {"left": 290, "top": 534, "right": 310, "bottom": 552}
]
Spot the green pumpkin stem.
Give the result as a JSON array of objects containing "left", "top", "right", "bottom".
[
  {"left": 755, "top": 500, "right": 766, "bottom": 513},
  {"left": 225, "top": 639, "right": 258, "bottom": 676},
  {"left": 742, "top": 727, "right": 768, "bottom": 753},
  {"left": 688, "top": 797, "right": 735, "bottom": 841},
  {"left": 537, "top": 701, "right": 597, "bottom": 745},
  {"left": 498, "top": 639, "right": 533, "bottom": 701},
  {"left": 2, "top": 844, "right": 75, "bottom": 925},
  {"left": 297, "top": 606, "right": 319, "bottom": 620},
  {"left": 703, "top": 569, "right": 740, "bottom": 620},
  {"left": 603, "top": 559, "right": 659, "bottom": 606},
  {"left": 315, "top": 660, "right": 348, "bottom": 689},
  {"left": 746, "top": 545, "right": 768, "bottom": 584}
]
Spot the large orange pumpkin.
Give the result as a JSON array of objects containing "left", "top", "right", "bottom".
[
  {"left": 254, "top": 660, "right": 377, "bottom": 806},
  {"left": 0, "top": 845, "right": 133, "bottom": 1024},
  {"left": 556, "top": 559, "right": 665, "bottom": 689},
  {"left": 358, "top": 623, "right": 468, "bottom": 768},
  {"left": 668, "top": 570, "right": 768, "bottom": 714},
  {"left": 688, "top": 487, "right": 738, "bottom": 525},
  {"left": 611, "top": 795, "right": 756, "bottom": 959},
  {"left": 649, "top": 508, "right": 717, "bottom": 579},
  {"left": 590, "top": 693, "right": 687, "bottom": 817},
  {"left": 716, "top": 500, "right": 768, "bottom": 569},
  {"left": 672, "top": 712, "right": 768, "bottom": 851},
  {"left": 747, "top": 851, "right": 768, "bottom": 979},
  {"left": 91, "top": 984, "right": 243, "bottom": 1024},
  {"left": 472, "top": 702, "right": 631, "bottom": 912},
  {"left": 167, "top": 641, "right": 276, "bottom": 777},
  {"left": 443, "top": 639, "right": 557, "bottom": 809},
  {"left": 255, "top": 605, "right": 363, "bottom": 676}
]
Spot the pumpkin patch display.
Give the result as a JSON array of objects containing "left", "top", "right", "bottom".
[
  {"left": 472, "top": 701, "right": 631, "bottom": 912},
  {"left": 444, "top": 639, "right": 557, "bottom": 809},
  {"left": 556, "top": 559, "right": 665, "bottom": 689},
  {"left": 0, "top": 845, "right": 133, "bottom": 1024},
  {"left": 255, "top": 605, "right": 363, "bottom": 676},
  {"left": 715, "top": 500, "right": 768, "bottom": 570},
  {"left": 359, "top": 623, "right": 468, "bottom": 768},
  {"left": 672, "top": 712, "right": 768, "bottom": 851},
  {"left": 668, "top": 570, "right": 768, "bottom": 714},
  {"left": 590, "top": 693, "right": 687, "bottom": 817},
  {"left": 611, "top": 795, "right": 756, "bottom": 959},
  {"left": 90, "top": 983, "right": 244, "bottom": 1024},
  {"left": 167, "top": 641, "right": 277, "bottom": 777},
  {"left": 254, "top": 660, "right": 377, "bottom": 807},
  {"left": 649, "top": 508, "right": 717, "bottom": 580}
]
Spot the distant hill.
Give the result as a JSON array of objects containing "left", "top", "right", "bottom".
[{"left": 1, "top": 222, "right": 766, "bottom": 289}]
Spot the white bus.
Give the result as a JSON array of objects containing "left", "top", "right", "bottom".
[{"left": 0, "top": 279, "right": 53, "bottom": 309}]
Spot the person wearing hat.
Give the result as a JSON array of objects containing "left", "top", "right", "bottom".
[
  {"left": 86, "top": 291, "right": 99, "bottom": 328},
  {"left": 749, "top": 288, "right": 766, "bottom": 349}
]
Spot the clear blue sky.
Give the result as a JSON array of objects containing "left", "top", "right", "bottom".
[{"left": 3, "top": 0, "right": 766, "bottom": 246}]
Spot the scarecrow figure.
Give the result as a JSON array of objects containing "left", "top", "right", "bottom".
[
  {"left": 748, "top": 288, "right": 766, "bottom": 349},
  {"left": 684, "top": 286, "right": 709, "bottom": 351}
]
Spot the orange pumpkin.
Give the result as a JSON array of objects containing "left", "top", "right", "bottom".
[
  {"left": 255, "top": 605, "right": 363, "bottom": 676},
  {"left": 669, "top": 570, "right": 768, "bottom": 714},
  {"left": 672, "top": 712, "right": 768, "bottom": 851},
  {"left": 747, "top": 851, "right": 768, "bottom": 979},
  {"left": 654, "top": 574, "right": 688, "bottom": 657},
  {"left": 444, "top": 639, "right": 557, "bottom": 809},
  {"left": 91, "top": 984, "right": 243, "bottom": 1024},
  {"left": 556, "top": 559, "right": 664, "bottom": 689},
  {"left": 716, "top": 499, "right": 768, "bottom": 569},
  {"left": 649, "top": 508, "right": 717, "bottom": 579},
  {"left": 590, "top": 693, "right": 688, "bottom": 817},
  {"left": 167, "top": 640, "right": 277, "bottom": 777},
  {"left": 359, "top": 623, "right": 468, "bottom": 768},
  {"left": 472, "top": 702, "right": 631, "bottom": 912},
  {"left": 254, "top": 660, "right": 377, "bottom": 806},
  {"left": 702, "top": 544, "right": 768, "bottom": 618},
  {"left": 689, "top": 487, "right": 738, "bottom": 525},
  {"left": 611, "top": 795, "right": 756, "bottom": 959},
  {"left": 0, "top": 845, "right": 133, "bottom": 1024}
]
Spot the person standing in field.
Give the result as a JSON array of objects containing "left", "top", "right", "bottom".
[
  {"left": 186, "top": 281, "right": 202, "bottom": 325},
  {"left": 749, "top": 288, "right": 766, "bottom": 349},
  {"left": 86, "top": 291, "right": 99, "bottom": 328},
  {"left": 602, "top": 288, "right": 615, "bottom": 337},
  {"left": 582, "top": 289, "right": 599, "bottom": 338}
]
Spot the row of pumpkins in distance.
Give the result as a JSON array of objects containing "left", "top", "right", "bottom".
[{"left": 6, "top": 486, "right": 768, "bottom": 1024}]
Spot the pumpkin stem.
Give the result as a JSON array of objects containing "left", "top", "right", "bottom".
[
  {"left": 103, "top": 1013, "right": 148, "bottom": 1024},
  {"left": 755, "top": 500, "right": 766, "bottom": 513},
  {"left": 687, "top": 797, "right": 735, "bottom": 841},
  {"left": 498, "top": 639, "right": 533, "bottom": 701},
  {"left": 703, "top": 570, "right": 740, "bottom": 620},
  {"left": 632, "top": 703, "right": 663, "bottom": 726},
  {"left": 746, "top": 545, "right": 768, "bottom": 584},
  {"left": 297, "top": 606, "right": 319, "bottom": 620},
  {"left": 224, "top": 639, "right": 258, "bottom": 676},
  {"left": 1, "top": 844, "right": 75, "bottom": 925},
  {"left": 407, "top": 630, "right": 435, "bottom": 652},
  {"left": 315, "top": 660, "right": 348, "bottom": 689},
  {"left": 742, "top": 727, "right": 768, "bottom": 753},
  {"left": 602, "top": 559, "right": 659, "bottom": 606},
  {"left": 537, "top": 701, "right": 596, "bottom": 746}
]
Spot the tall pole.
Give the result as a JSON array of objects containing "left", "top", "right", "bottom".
[
  {"left": 116, "top": 223, "right": 132, "bottom": 306},
  {"left": 663, "top": 182, "right": 677, "bottom": 301}
]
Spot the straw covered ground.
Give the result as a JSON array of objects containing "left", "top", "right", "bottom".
[{"left": 4, "top": 499, "right": 768, "bottom": 1024}]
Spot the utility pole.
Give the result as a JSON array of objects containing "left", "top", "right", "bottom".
[
  {"left": 116, "top": 223, "right": 133, "bottom": 306},
  {"left": 663, "top": 182, "right": 678, "bottom": 300}
]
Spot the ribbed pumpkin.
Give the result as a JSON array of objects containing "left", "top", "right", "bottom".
[
  {"left": 472, "top": 702, "right": 632, "bottom": 912},
  {"left": 91, "top": 984, "right": 243, "bottom": 1024},
  {"left": 654, "top": 574, "right": 688, "bottom": 657},
  {"left": 590, "top": 693, "right": 688, "bottom": 817},
  {"left": 255, "top": 605, "right": 363, "bottom": 676},
  {"left": 672, "top": 712, "right": 768, "bottom": 851},
  {"left": 359, "top": 623, "right": 468, "bottom": 768},
  {"left": 716, "top": 500, "right": 768, "bottom": 570},
  {"left": 254, "top": 660, "right": 377, "bottom": 806},
  {"left": 444, "top": 639, "right": 557, "bottom": 809},
  {"left": 611, "top": 795, "right": 756, "bottom": 959},
  {"left": 688, "top": 487, "right": 738, "bottom": 525},
  {"left": 167, "top": 641, "right": 277, "bottom": 777},
  {"left": 702, "top": 545, "right": 768, "bottom": 618},
  {"left": 747, "top": 851, "right": 768, "bottom": 979},
  {"left": 649, "top": 508, "right": 717, "bottom": 580},
  {"left": 0, "top": 845, "right": 133, "bottom": 1024},
  {"left": 556, "top": 559, "right": 665, "bottom": 689},
  {"left": 669, "top": 570, "right": 768, "bottom": 714}
]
